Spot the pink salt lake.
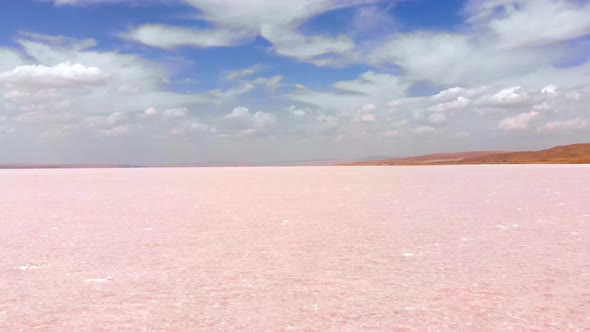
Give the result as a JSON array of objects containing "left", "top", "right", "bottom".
[{"left": 0, "top": 165, "right": 589, "bottom": 331}]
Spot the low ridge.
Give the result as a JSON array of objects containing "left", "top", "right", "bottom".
[{"left": 347, "top": 143, "right": 590, "bottom": 165}]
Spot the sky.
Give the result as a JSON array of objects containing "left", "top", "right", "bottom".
[{"left": 0, "top": 0, "right": 589, "bottom": 165}]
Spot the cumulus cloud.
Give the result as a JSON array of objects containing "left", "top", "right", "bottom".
[
  {"left": 0, "top": 62, "right": 110, "bottom": 89},
  {"left": 162, "top": 108, "right": 188, "bottom": 118},
  {"left": 537, "top": 119, "right": 589, "bottom": 132},
  {"left": 168, "top": 120, "right": 211, "bottom": 136},
  {"left": 286, "top": 105, "right": 308, "bottom": 117},
  {"left": 4, "top": 33, "right": 211, "bottom": 117},
  {"left": 428, "top": 96, "right": 470, "bottom": 113},
  {"left": 220, "top": 106, "right": 277, "bottom": 136},
  {"left": 352, "top": 103, "right": 377, "bottom": 123},
  {"left": 141, "top": 107, "right": 159, "bottom": 119},
  {"left": 137, "top": 107, "right": 189, "bottom": 120},
  {"left": 489, "top": 86, "right": 530, "bottom": 106},
  {"left": 498, "top": 111, "right": 540, "bottom": 130},
  {"left": 106, "top": 111, "right": 127, "bottom": 126},
  {"left": 541, "top": 84, "right": 559, "bottom": 96}
]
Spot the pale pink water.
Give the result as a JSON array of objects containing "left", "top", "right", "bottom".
[{"left": 1, "top": 166, "right": 589, "bottom": 331}]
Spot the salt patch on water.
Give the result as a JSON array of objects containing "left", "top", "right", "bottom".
[
  {"left": 18, "top": 264, "right": 44, "bottom": 271},
  {"left": 86, "top": 276, "right": 113, "bottom": 283}
]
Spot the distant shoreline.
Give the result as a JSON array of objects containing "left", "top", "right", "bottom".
[{"left": 2, "top": 143, "right": 589, "bottom": 169}]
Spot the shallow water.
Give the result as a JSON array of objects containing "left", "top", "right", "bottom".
[{"left": 1, "top": 165, "right": 589, "bottom": 331}]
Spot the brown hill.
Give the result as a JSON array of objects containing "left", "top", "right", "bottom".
[{"left": 348, "top": 143, "right": 590, "bottom": 165}]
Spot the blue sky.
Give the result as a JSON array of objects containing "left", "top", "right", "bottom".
[{"left": 0, "top": 0, "right": 589, "bottom": 164}]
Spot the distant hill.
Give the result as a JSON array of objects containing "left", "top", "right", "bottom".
[{"left": 347, "top": 143, "right": 590, "bottom": 165}]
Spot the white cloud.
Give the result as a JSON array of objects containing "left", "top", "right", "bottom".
[
  {"left": 137, "top": 106, "right": 188, "bottom": 120},
  {"left": 478, "top": 0, "right": 590, "bottom": 48},
  {"left": 537, "top": 118, "right": 589, "bottom": 132},
  {"left": 315, "top": 113, "right": 340, "bottom": 134},
  {"left": 122, "top": 24, "right": 253, "bottom": 49},
  {"left": 428, "top": 96, "right": 470, "bottom": 113},
  {"left": 287, "top": 105, "right": 308, "bottom": 117},
  {"left": 251, "top": 75, "right": 283, "bottom": 92},
  {"left": 8, "top": 34, "right": 210, "bottom": 116},
  {"left": 498, "top": 111, "right": 540, "bottom": 130},
  {"left": 142, "top": 107, "right": 159, "bottom": 118},
  {"left": 358, "top": 113, "right": 376, "bottom": 122},
  {"left": 366, "top": 0, "right": 590, "bottom": 89},
  {"left": 106, "top": 111, "right": 127, "bottom": 126},
  {"left": 169, "top": 119, "right": 211, "bottom": 136},
  {"left": 0, "top": 48, "right": 26, "bottom": 72},
  {"left": 541, "top": 84, "right": 559, "bottom": 96},
  {"left": 190, "top": 121, "right": 210, "bottom": 132},
  {"left": 0, "top": 62, "right": 110, "bottom": 89},
  {"left": 290, "top": 71, "right": 409, "bottom": 112},
  {"left": 432, "top": 87, "right": 466, "bottom": 102},
  {"left": 260, "top": 24, "right": 355, "bottom": 63},
  {"left": 352, "top": 103, "right": 377, "bottom": 123},
  {"left": 124, "top": 0, "right": 376, "bottom": 64},
  {"left": 162, "top": 108, "right": 188, "bottom": 118},
  {"left": 225, "top": 64, "right": 263, "bottom": 81},
  {"left": 472, "top": 86, "right": 536, "bottom": 111},
  {"left": 208, "top": 83, "right": 256, "bottom": 103},
  {"left": 220, "top": 106, "right": 277, "bottom": 136}
]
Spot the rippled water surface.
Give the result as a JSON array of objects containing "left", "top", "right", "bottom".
[{"left": 1, "top": 166, "right": 589, "bottom": 331}]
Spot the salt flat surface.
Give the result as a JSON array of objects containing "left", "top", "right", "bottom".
[{"left": 0, "top": 165, "right": 589, "bottom": 331}]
